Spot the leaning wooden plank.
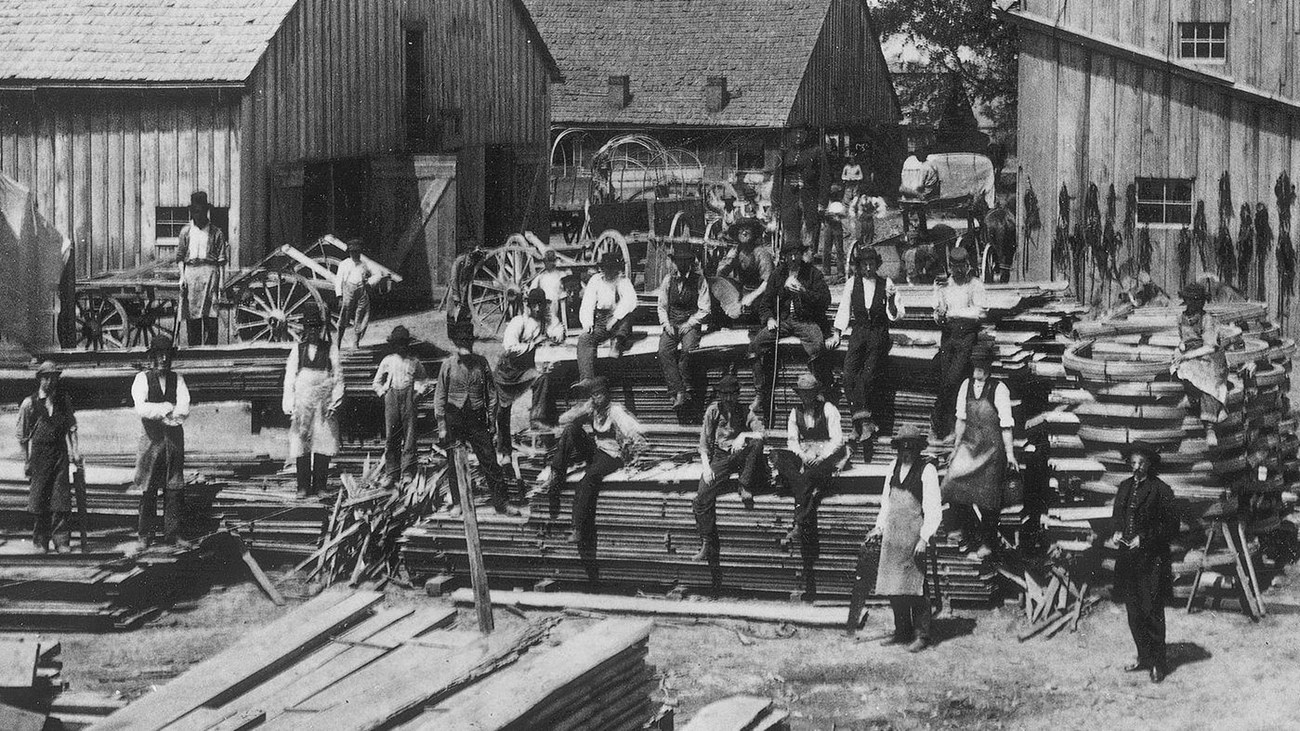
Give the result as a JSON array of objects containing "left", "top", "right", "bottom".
[
  {"left": 0, "top": 640, "right": 38, "bottom": 688},
  {"left": 90, "top": 589, "right": 382, "bottom": 731},
  {"left": 681, "top": 696, "right": 776, "bottom": 731},
  {"left": 417, "top": 620, "right": 654, "bottom": 731},
  {"left": 265, "top": 620, "right": 555, "bottom": 731},
  {"left": 0, "top": 701, "right": 46, "bottom": 731},
  {"left": 448, "top": 589, "right": 846, "bottom": 628}
]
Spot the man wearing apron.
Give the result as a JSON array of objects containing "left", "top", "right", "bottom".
[
  {"left": 829, "top": 246, "right": 904, "bottom": 452},
  {"left": 132, "top": 336, "right": 190, "bottom": 548},
  {"left": 16, "top": 362, "right": 81, "bottom": 553},
  {"left": 712, "top": 217, "right": 773, "bottom": 323},
  {"left": 931, "top": 248, "right": 986, "bottom": 440},
  {"left": 495, "top": 288, "right": 554, "bottom": 459},
  {"left": 282, "top": 307, "right": 343, "bottom": 498},
  {"left": 942, "top": 343, "right": 1016, "bottom": 559},
  {"left": 657, "top": 242, "right": 710, "bottom": 410},
  {"left": 176, "top": 191, "right": 228, "bottom": 346},
  {"left": 371, "top": 325, "right": 430, "bottom": 486},
  {"left": 576, "top": 252, "right": 637, "bottom": 382},
  {"left": 868, "top": 425, "right": 941, "bottom": 652}
]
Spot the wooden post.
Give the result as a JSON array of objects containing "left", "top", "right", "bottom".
[{"left": 452, "top": 445, "right": 494, "bottom": 633}]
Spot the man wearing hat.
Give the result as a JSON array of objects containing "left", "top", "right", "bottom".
[
  {"left": 436, "top": 319, "right": 520, "bottom": 516},
  {"left": 1172, "top": 280, "right": 1229, "bottom": 447},
  {"left": 865, "top": 425, "right": 941, "bottom": 652},
  {"left": 713, "top": 217, "right": 773, "bottom": 321},
  {"left": 656, "top": 242, "right": 710, "bottom": 410},
  {"left": 175, "top": 191, "right": 228, "bottom": 346},
  {"left": 282, "top": 306, "right": 343, "bottom": 497},
  {"left": 576, "top": 251, "right": 638, "bottom": 381},
  {"left": 749, "top": 238, "right": 832, "bottom": 416},
  {"left": 830, "top": 245, "right": 904, "bottom": 449},
  {"left": 372, "top": 325, "right": 430, "bottom": 485},
  {"left": 931, "top": 247, "right": 986, "bottom": 439},
  {"left": 335, "top": 238, "right": 384, "bottom": 349},
  {"left": 775, "top": 125, "right": 829, "bottom": 254},
  {"left": 16, "top": 361, "right": 81, "bottom": 553},
  {"left": 529, "top": 249, "right": 571, "bottom": 341},
  {"left": 1111, "top": 441, "right": 1179, "bottom": 683},
  {"left": 693, "top": 373, "right": 766, "bottom": 564},
  {"left": 495, "top": 288, "right": 555, "bottom": 459},
  {"left": 131, "top": 335, "right": 190, "bottom": 547},
  {"left": 773, "top": 372, "right": 848, "bottom": 599},
  {"left": 941, "top": 340, "right": 1015, "bottom": 559}
]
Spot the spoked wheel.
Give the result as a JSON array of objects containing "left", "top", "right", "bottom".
[
  {"left": 589, "top": 229, "right": 631, "bottom": 277},
  {"left": 234, "top": 270, "right": 326, "bottom": 342},
  {"left": 129, "top": 292, "right": 178, "bottom": 348},
  {"left": 669, "top": 211, "right": 691, "bottom": 239},
  {"left": 468, "top": 245, "right": 543, "bottom": 334},
  {"left": 74, "top": 294, "right": 129, "bottom": 350}
]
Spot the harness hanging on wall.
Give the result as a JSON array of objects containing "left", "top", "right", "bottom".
[
  {"left": 1103, "top": 184, "right": 1121, "bottom": 281},
  {"left": 1254, "top": 202, "right": 1272, "bottom": 302},
  {"left": 1275, "top": 173, "right": 1296, "bottom": 304},
  {"left": 1193, "top": 201, "right": 1210, "bottom": 273},
  {"left": 1052, "top": 183, "right": 1071, "bottom": 280},
  {"left": 1085, "top": 183, "right": 1104, "bottom": 277},
  {"left": 1237, "top": 202, "right": 1255, "bottom": 290},
  {"left": 1176, "top": 225, "right": 1192, "bottom": 287},
  {"left": 1023, "top": 180, "right": 1041, "bottom": 280},
  {"left": 1216, "top": 173, "right": 1236, "bottom": 286}
]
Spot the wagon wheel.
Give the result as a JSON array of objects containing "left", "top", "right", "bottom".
[
  {"left": 589, "top": 229, "right": 631, "bottom": 278},
  {"left": 293, "top": 255, "right": 342, "bottom": 285},
  {"left": 467, "top": 245, "right": 543, "bottom": 334},
  {"left": 130, "top": 293, "right": 178, "bottom": 348},
  {"left": 669, "top": 211, "right": 691, "bottom": 239},
  {"left": 234, "top": 270, "right": 326, "bottom": 343},
  {"left": 74, "top": 294, "right": 128, "bottom": 350}
]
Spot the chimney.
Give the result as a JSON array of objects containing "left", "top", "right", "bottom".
[
  {"left": 607, "top": 75, "right": 630, "bottom": 110},
  {"left": 704, "top": 76, "right": 728, "bottom": 113}
]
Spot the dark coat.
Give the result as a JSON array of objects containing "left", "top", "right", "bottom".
[
  {"left": 1111, "top": 474, "right": 1179, "bottom": 602},
  {"left": 757, "top": 260, "right": 831, "bottom": 332}
]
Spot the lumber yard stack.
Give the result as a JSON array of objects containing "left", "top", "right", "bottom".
[
  {"left": 91, "top": 587, "right": 658, "bottom": 731},
  {"left": 1033, "top": 300, "right": 1299, "bottom": 604}
]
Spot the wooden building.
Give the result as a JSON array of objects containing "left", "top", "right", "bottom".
[
  {"left": 1010, "top": 0, "right": 1300, "bottom": 316},
  {"left": 527, "top": 0, "right": 900, "bottom": 211},
  {"left": 0, "top": 0, "right": 559, "bottom": 297}
]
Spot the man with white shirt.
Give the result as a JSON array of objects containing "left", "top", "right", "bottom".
[
  {"left": 931, "top": 248, "right": 986, "bottom": 439},
  {"left": 335, "top": 239, "right": 382, "bottom": 349},
  {"left": 830, "top": 246, "right": 903, "bottom": 450},
  {"left": 530, "top": 249, "right": 571, "bottom": 341},
  {"left": 657, "top": 242, "right": 710, "bottom": 410},
  {"left": 576, "top": 252, "right": 637, "bottom": 382},
  {"left": 175, "top": 191, "right": 228, "bottom": 346},
  {"left": 131, "top": 335, "right": 190, "bottom": 549}
]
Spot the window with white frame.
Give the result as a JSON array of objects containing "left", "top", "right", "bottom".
[
  {"left": 1178, "top": 23, "right": 1227, "bottom": 61},
  {"left": 1136, "top": 178, "right": 1193, "bottom": 225}
]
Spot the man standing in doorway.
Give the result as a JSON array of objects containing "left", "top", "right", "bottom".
[{"left": 176, "top": 191, "right": 228, "bottom": 346}]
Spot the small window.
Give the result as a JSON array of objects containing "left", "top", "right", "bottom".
[
  {"left": 1178, "top": 22, "right": 1227, "bottom": 61},
  {"left": 154, "top": 206, "right": 230, "bottom": 260},
  {"left": 736, "top": 143, "right": 765, "bottom": 171},
  {"left": 1136, "top": 178, "right": 1193, "bottom": 225}
]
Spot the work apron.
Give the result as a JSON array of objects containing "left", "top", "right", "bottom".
[
  {"left": 875, "top": 464, "right": 927, "bottom": 596},
  {"left": 181, "top": 262, "right": 221, "bottom": 320},
  {"left": 27, "top": 408, "right": 72, "bottom": 514},
  {"left": 943, "top": 380, "right": 1005, "bottom": 510},
  {"left": 289, "top": 367, "right": 340, "bottom": 458}
]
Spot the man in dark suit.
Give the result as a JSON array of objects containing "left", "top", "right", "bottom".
[
  {"left": 748, "top": 238, "right": 832, "bottom": 417},
  {"left": 1111, "top": 441, "right": 1180, "bottom": 683}
]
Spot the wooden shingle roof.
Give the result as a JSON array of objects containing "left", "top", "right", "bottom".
[
  {"left": 526, "top": 0, "right": 834, "bottom": 127},
  {"left": 0, "top": 0, "right": 300, "bottom": 85}
]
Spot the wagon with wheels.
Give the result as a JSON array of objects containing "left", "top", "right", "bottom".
[{"left": 73, "top": 262, "right": 182, "bottom": 350}]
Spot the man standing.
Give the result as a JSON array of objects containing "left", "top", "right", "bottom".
[
  {"left": 749, "top": 239, "right": 832, "bottom": 416},
  {"left": 335, "top": 239, "right": 381, "bottom": 349},
  {"left": 577, "top": 252, "right": 637, "bottom": 382},
  {"left": 1112, "top": 441, "right": 1179, "bottom": 684},
  {"left": 830, "top": 246, "right": 904, "bottom": 451},
  {"left": 17, "top": 362, "right": 81, "bottom": 553},
  {"left": 899, "top": 148, "right": 940, "bottom": 203},
  {"left": 132, "top": 335, "right": 189, "bottom": 548},
  {"left": 283, "top": 307, "right": 343, "bottom": 498},
  {"left": 776, "top": 126, "right": 828, "bottom": 254},
  {"left": 931, "top": 248, "right": 986, "bottom": 440},
  {"left": 657, "top": 242, "right": 710, "bottom": 410},
  {"left": 693, "top": 374, "right": 765, "bottom": 563},
  {"left": 372, "top": 325, "right": 430, "bottom": 486},
  {"left": 176, "top": 191, "right": 228, "bottom": 346}
]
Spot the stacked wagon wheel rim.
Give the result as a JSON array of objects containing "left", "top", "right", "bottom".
[
  {"left": 74, "top": 294, "right": 128, "bottom": 350},
  {"left": 234, "top": 270, "right": 325, "bottom": 342},
  {"left": 468, "top": 245, "right": 542, "bottom": 334},
  {"left": 589, "top": 229, "right": 632, "bottom": 278}
]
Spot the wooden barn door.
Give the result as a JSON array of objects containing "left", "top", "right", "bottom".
[{"left": 483, "top": 144, "right": 549, "bottom": 246}]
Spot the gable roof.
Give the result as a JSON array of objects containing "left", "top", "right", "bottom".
[
  {"left": 0, "top": 0, "right": 300, "bottom": 85},
  {"left": 526, "top": 0, "right": 838, "bottom": 127}
]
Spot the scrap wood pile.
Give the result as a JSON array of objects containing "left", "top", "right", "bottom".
[
  {"left": 91, "top": 587, "right": 658, "bottom": 731},
  {"left": 1032, "top": 298, "right": 1299, "bottom": 611},
  {"left": 995, "top": 556, "right": 1098, "bottom": 641}
]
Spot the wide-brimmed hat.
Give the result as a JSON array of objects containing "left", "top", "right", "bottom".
[
  {"left": 504, "top": 285, "right": 524, "bottom": 302},
  {"left": 447, "top": 318, "right": 477, "bottom": 343},
  {"left": 35, "top": 361, "right": 62, "bottom": 378},
  {"left": 891, "top": 424, "right": 927, "bottom": 449},
  {"left": 526, "top": 288, "right": 548, "bottom": 306},
  {"left": 670, "top": 242, "right": 695, "bottom": 262},
  {"left": 716, "top": 374, "right": 741, "bottom": 393},
  {"left": 387, "top": 325, "right": 412, "bottom": 345},
  {"left": 542, "top": 249, "right": 559, "bottom": 261},
  {"left": 300, "top": 307, "right": 325, "bottom": 328},
  {"left": 189, "top": 191, "right": 210, "bottom": 212},
  {"left": 1179, "top": 281, "right": 1209, "bottom": 301},
  {"left": 949, "top": 247, "right": 971, "bottom": 265},
  {"left": 728, "top": 217, "right": 765, "bottom": 242},
  {"left": 1119, "top": 441, "right": 1162, "bottom": 469},
  {"left": 825, "top": 201, "right": 847, "bottom": 217},
  {"left": 346, "top": 238, "right": 365, "bottom": 253},
  {"left": 600, "top": 251, "right": 624, "bottom": 270},
  {"left": 577, "top": 376, "right": 610, "bottom": 396},
  {"left": 971, "top": 343, "right": 996, "bottom": 368},
  {"left": 854, "top": 245, "right": 882, "bottom": 264},
  {"left": 792, "top": 372, "right": 821, "bottom": 393},
  {"left": 147, "top": 334, "right": 178, "bottom": 354},
  {"left": 779, "top": 238, "right": 806, "bottom": 256}
]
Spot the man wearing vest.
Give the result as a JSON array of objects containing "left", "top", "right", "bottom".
[
  {"left": 657, "top": 242, "right": 711, "bottom": 410},
  {"left": 693, "top": 374, "right": 765, "bottom": 565},
  {"left": 176, "top": 191, "right": 228, "bottom": 346},
  {"left": 830, "top": 246, "right": 904, "bottom": 451},
  {"left": 282, "top": 307, "right": 344, "bottom": 498},
  {"left": 749, "top": 238, "right": 832, "bottom": 416},
  {"left": 131, "top": 335, "right": 190, "bottom": 548}
]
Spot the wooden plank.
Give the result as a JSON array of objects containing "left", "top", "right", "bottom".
[
  {"left": 158, "top": 104, "right": 179, "bottom": 207},
  {"left": 90, "top": 588, "right": 381, "bottom": 731},
  {"left": 122, "top": 105, "right": 141, "bottom": 268},
  {"left": 680, "top": 696, "right": 775, "bottom": 731},
  {"left": 107, "top": 105, "right": 125, "bottom": 272},
  {"left": 0, "top": 639, "right": 38, "bottom": 688},
  {"left": 417, "top": 620, "right": 652, "bottom": 731},
  {"left": 140, "top": 102, "right": 159, "bottom": 264},
  {"left": 0, "top": 702, "right": 45, "bottom": 731},
  {"left": 71, "top": 106, "right": 91, "bottom": 277},
  {"left": 448, "top": 588, "right": 850, "bottom": 627},
  {"left": 1016, "top": 30, "right": 1058, "bottom": 280},
  {"left": 178, "top": 105, "right": 197, "bottom": 200},
  {"left": 453, "top": 446, "right": 493, "bottom": 633}
]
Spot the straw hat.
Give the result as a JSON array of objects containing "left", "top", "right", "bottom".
[
  {"left": 35, "top": 361, "right": 62, "bottom": 378},
  {"left": 890, "top": 424, "right": 927, "bottom": 449},
  {"left": 1119, "top": 441, "right": 1162, "bottom": 469},
  {"left": 792, "top": 372, "right": 821, "bottom": 393}
]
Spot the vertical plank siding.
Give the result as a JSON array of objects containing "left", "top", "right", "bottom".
[{"left": 788, "top": 0, "right": 900, "bottom": 127}]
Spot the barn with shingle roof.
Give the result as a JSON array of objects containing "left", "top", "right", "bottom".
[{"left": 0, "top": 0, "right": 559, "bottom": 298}]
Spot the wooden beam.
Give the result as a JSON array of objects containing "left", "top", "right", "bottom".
[{"left": 452, "top": 446, "right": 494, "bottom": 633}]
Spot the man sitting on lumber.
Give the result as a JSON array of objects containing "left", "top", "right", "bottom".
[
  {"left": 657, "top": 241, "right": 711, "bottom": 411},
  {"left": 546, "top": 377, "right": 647, "bottom": 576},
  {"left": 494, "top": 287, "right": 557, "bottom": 462},
  {"left": 749, "top": 238, "right": 833, "bottom": 416},
  {"left": 931, "top": 247, "right": 986, "bottom": 440},
  {"left": 772, "top": 372, "right": 848, "bottom": 600},
  {"left": 132, "top": 335, "right": 190, "bottom": 549},
  {"left": 1171, "top": 281, "right": 1230, "bottom": 448},
  {"left": 693, "top": 374, "right": 766, "bottom": 564},
  {"left": 576, "top": 251, "right": 638, "bottom": 382},
  {"left": 712, "top": 217, "right": 773, "bottom": 324}
]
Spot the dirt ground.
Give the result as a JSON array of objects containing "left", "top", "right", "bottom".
[{"left": 42, "top": 562, "right": 1300, "bottom": 731}]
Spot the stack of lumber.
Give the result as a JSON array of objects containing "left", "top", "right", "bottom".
[
  {"left": 0, "top": 635, "right": 64, "bottom": 729},
  {"left": 682, "top": 696, "right": 789, "bottom": 731},
  {"left": 92, "top": 587, "right": 657, "bottom": 731}
]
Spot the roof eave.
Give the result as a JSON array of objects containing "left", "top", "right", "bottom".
[{"left": 0, "top": 80, "right": 250, "bottom": 91}]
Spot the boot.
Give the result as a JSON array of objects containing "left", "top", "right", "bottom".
[
  {"left": 296, "top": 456, "right": 312, "bottom": 498},
  {"left": 311, "top": 453, "right": 331, "bottom": 496}
]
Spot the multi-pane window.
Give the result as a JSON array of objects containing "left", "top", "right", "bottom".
[
  {"left": 1136, "top": 178, "right": 1193, "bottom": 225},
  {"left": 1178, "top": 23, "right": 1227, "bottom": 61}
]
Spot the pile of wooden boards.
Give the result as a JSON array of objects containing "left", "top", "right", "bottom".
[
  {"left": 0, "top": 635, "right": 64, "bottom": 730},
  {"left": 91, "top": 587, "right": 658, "bottom": 731}
]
